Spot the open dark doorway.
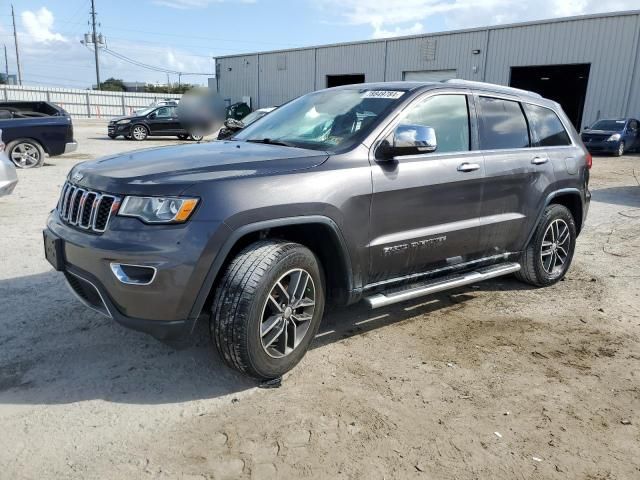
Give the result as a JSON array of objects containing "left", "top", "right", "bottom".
[
  {"left": 326, "top": 74, "right": 365, "bottom": 88},
  {"left": 510, "top": 64, "right": 590, "bottom": 128}
]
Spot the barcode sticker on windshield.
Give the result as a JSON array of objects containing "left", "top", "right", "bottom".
[{"left": 361, "top": 90, "right": 405, "bottom": 99}]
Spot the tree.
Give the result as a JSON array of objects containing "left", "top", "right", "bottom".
[
  {"left": 97, "top": 77, "right": 126, "bottom": 91},
  {"left": 145, "top": 83, "right": 194, "bottom": 94}
]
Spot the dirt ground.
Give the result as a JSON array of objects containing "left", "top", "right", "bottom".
[{"left": 0, "top": 120, "right": 638, "bottom": 479}]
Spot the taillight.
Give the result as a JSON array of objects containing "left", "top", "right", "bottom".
[{"left": 585, "top": 152, "right": 592, "bottom": 169}]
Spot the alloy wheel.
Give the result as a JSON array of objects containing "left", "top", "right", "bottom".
[
  {"left": 618, "top": 142, "right": 624, "bottom": 156},
  {"left": 540, "top": 219, "right": 570, "bottom": 276},
  {"left": 132, "top": 126, "right": 147, "bottom": 140},
  {"left": 260, "top": 268, "right": 316, "bottom": 359},
  {"left": 10, "top": 142, "right": 40, "bottom": 168}
]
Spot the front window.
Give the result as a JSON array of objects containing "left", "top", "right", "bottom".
[
  {"left": 234, "top": 88, "right": 407, "bottom": 151},
  {"left": 590, "top": 119, "right": 626, "bottom": 131}
]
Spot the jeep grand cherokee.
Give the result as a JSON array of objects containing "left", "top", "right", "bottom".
[{"left": 44, "top": 80, "right": 591, "bottom": 379}]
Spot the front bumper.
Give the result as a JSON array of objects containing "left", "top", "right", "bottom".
[
  {"left": 46, "top": 210, "right": 228, "bottom": 340},
  {"left": 583, "top": 140, "right": 620, "bottom": 153},
  {"left": 108, "top": 123, "right": 132, "bottom": 136}
]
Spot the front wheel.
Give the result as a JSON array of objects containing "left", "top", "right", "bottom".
[
  {"left": 189, "top": 133, "right": 204, "bottom": 141},
  {"left": 516, "top": 204, "right": 576, "bottom": 287},
  {"left": 614, "top": 141, "right": 625, "bottom": 157},
  {"left": 131, "top": 124, "right": 148, "bottom": 141},
  {"left": 211, "top": 240, "right": 325, "bottom": 379}
]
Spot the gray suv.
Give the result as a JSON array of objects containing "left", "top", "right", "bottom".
[{"left": 44, "top": 80, "right": 591, "bottom": 379}]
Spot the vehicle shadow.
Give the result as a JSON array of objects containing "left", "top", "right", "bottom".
[
  {"left": 0, "top": 269, "right": 525, "bottom": 405},
  {"left": 591, "top": 185, "right": 640, "bottom": 208}
]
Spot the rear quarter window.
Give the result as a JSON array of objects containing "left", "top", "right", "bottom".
[
  {"left": 477, "top": 96, "right": 530, "bottom": 150},
  {"left": 523, "top": 103, "right": 572, "bottom": 147}
]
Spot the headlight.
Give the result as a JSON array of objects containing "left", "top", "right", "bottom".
[
  {"left": 118, "top": 196, "right": 199, "bottom": 224},
  {"left": 116, "top": 119, "right": 131, "bottom": 125},
  {"left": 607, "top": 133, "right": 621, "bottom": 141}
]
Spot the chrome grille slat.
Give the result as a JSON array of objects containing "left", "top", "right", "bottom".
[{"left": 56, "top": 181, "right": 119, "bottom": 234}]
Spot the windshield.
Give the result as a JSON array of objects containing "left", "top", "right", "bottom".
[
  {"left": 234, "top": 88, "right": 407, "bottom": 151},
  {"left": 135, "top": 107, "right": 156, "bottom": 116},
  {"left": 590, "top": 119, "right": 626, "bottom": 131},
  {"left": 241, "top": 110, "right": 268, "bottom": 126}
]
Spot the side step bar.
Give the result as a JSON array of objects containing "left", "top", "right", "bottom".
[{"left": 364, "top": 262, "right": 521, "bottom": 309}]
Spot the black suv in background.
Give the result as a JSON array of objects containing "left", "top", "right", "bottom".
[
  {"left": 108, "top": 105, "right": 204, "bottom": 141},
  {"left": 45, "top": 80, "right": 590, "bottom": 379}
]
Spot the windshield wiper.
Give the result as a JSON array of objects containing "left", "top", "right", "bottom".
[{"left": 245, "top": 138, "right": 297, "bottom": 148}]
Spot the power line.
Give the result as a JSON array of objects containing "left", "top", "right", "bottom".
[{"left": 101, "top": 46, "right": 213, "bottom": 76}]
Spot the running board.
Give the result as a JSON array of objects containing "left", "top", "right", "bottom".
[{"left": 364, "top": 262, "right": 521, "bottom": 309}]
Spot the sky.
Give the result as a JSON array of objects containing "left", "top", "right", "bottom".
[{"left": 0, "top": 0, "right": 637, "bottom": 89}]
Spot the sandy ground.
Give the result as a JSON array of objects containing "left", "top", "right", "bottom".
[{"left": 0, "top": 119, "right": 638, "bottom": 479}]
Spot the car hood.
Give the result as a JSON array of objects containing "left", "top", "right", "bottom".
[
  {"left": 582, "top": 129, "right": 619, "bottom": 136},
  {"left": 69, "top": 141, "right": 329, "bottom": 195},
  {"left": 109, "top": 115, "right": 136, "bottom": 123}
]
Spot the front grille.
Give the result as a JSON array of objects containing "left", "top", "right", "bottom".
[
  {"left": 57, "top": 182, "right": 120, "bottom": 233},
  {"left": 582, "top": 134, "right": 607, "bottom": 143}
]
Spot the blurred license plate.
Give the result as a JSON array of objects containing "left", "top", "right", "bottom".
[{"left": 43, "top": 229, "right": 65, "bottom": 271}]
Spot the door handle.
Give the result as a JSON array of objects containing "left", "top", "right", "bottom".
[
  {"left": 531, "top": 156, "right": 549, "bottom": 165},
  {"left": 457, "top": 162, "right": 480, "bottom": 172}
]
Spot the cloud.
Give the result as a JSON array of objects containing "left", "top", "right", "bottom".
[
  {"left": 21, "top": 7, "right": 67, "bottom": 43},
  {"left": 316, "top": 0, "right": 639, "bottom": 38},
  {"left": 152, "top": 0, "right": 255, "bottom": 9}
]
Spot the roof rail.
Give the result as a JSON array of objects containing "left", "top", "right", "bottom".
[{"left": 442, "top": 79, "right": 542, "bottom": 98}]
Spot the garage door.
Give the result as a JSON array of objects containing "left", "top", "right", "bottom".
[{"left": 403, "top": 70, "right": 457, "bottom": 82}]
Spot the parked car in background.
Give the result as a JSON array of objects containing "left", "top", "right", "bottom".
[
  {"left": 581, "top": 118, "right": 640, "bottom": 156},
  {"left": 217, "top": 106, "right": 276, "bottom": 140},
  {"left": 0, "top": 130, "right": 18, "bottom": 196},
  {"left": 46, "top": 80, "right": 590, "bottom": 379},
  {"left": 108, "top": 105, "right": 204, "bottom": 141},
  {"left": 134, "top": 98, "right": 180, "bottom": 115},
  {"left": 0, "top": 101, "right": 77, "bottom": 169}
]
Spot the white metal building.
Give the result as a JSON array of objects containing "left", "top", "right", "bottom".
[{"left": 215, "top": 10, "right": 640, "bottom": 128}]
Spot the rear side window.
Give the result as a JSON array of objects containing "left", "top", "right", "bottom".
[
  {"left": 400, "top": 94, "right": 470, "bottom": 153},
  {"left": 478, "top": 97, "right": 529, "bottom": 150},
  {"left": 523, "top": 103, "right": 571, "bottom": 147}
]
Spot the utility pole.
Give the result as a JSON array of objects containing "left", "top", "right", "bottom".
[
  {"left": 4, "top": 45, "right": 8, "bottom": 79},
  {"left": 11, "top": 5, "right": 22, "bottom": 85},
  {"left": 90, "top": 0, "right": 101, "bottom": 89}
]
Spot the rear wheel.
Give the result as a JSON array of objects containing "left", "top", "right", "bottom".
[
  {"left": 189, "top": 133, "right": 204, "bottom": 141},
  {"left": 211, "top": 240, "right": 325, "bottom": 379},
  {"left": 131, "top": 124, "right": 148, "bottom": 141},
  {"left": 516, "top": 204, "right": 576, "bottom": 287},
  {"left": 7, "top": 139, "right": 45, "bottom": 168}
]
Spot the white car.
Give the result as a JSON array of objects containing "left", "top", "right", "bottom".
[{"left": 0, "top": 131, "right": 18, "bottom": 196}]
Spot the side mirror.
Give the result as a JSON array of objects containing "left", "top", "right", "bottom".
[{"left": 377, "top": 124, "right": 437, "bottom": 160}]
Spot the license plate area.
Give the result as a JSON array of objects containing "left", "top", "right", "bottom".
[{"left": 43, "top": 229, "right": 65, "bottom": 271}]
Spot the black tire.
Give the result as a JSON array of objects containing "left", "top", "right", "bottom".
[
  {"left": 211, "top": 240, "right": 325, "bottom": 379},
  {"left": 516, "top": 204, "right": 577, "bottom": 287},
  {"left": 108, "top": 134, "right": 117, "bottom": 139},
  {"left": 130, "top": 124, "right": 148, "bottom": 141},
  {"left": 189, "top": 133, "right": 204, "bottom": 141},
  {"left": 614, "top": 141, "right": 625, "bottom": 157},
  {"left": 6, "top": 138, "right": 45, "bottom": 168}
]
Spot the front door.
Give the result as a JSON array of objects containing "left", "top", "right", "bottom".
[
  {"left": 369, "top": 92, "right": 486, "bottom": 285},
  {"left": 147, "top": 106, "right": 180, "bottom": 134}
]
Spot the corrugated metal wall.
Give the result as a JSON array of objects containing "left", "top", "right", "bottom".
[
  {"left": 484, "top": 14, "right": 640, "bottom": 123},
  {"left": 215, "top": 11, "right": 640, "bottom": 124},
  {"left": 0, "top": 85, "right": 183, "bottom": 118}
]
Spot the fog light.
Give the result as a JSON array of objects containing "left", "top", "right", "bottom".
[{"left": 110, "top": 263, "right": 157, "bottom": 285}]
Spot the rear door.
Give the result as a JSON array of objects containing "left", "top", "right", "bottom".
[
  {"left": 369, "top": 91, "right": 486, "bottom": 284},
  {"left": 475, "top": 95, "right": 554, "bottom": 255}
]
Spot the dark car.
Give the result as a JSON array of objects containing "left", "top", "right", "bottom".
[
  {"left": 45, "top": 80, "right": 590, "bottom": 379},
  {"left": 0, "top": 101, "right": 77, "bottom": 168},
  {"left": 581, "top": 118, "right": 640, "bottom": 156},
  {"left": 217, "top": 106, "right": 276, "bottom": 140},
  {"left": 108, "top": 105, "right": 204, "bottom": 141}
]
